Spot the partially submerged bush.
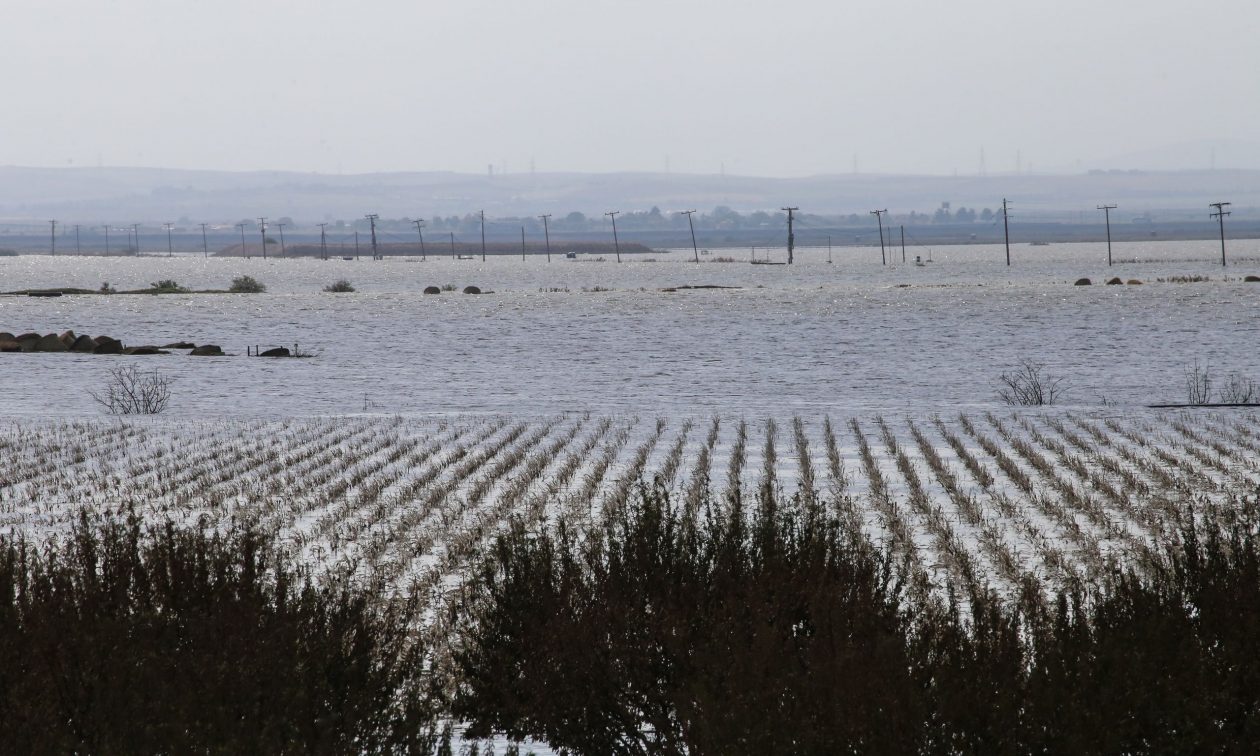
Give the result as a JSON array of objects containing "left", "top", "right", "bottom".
[
  {"left": 0, "top": 511, "right": 442, "bottom": 753},
  {"left": 229, "top": 275, "right": 266, "bottom": 293},
  {"left": 1218, "top": 371, "right": 1257, "bottom": 404},
  {"left": 1186, "top": 359, "right": 1213, "bottom": 404},
  {"left": 149, "top": 279, "right": 186, "bottom": 293},
  {"left": 996, "top": 358, "right": 1068, "bottom": 405},
  {"left": 324, "top": 278, "right": 355, "bottom": 292}
]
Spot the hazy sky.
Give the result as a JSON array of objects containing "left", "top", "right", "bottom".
[{"left": 3, "top": 0, "right": 1257, "bottom": 177}]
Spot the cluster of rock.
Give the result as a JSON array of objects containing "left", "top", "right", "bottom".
[
  {"left": 0, "top": 330, "right": 223, "bottom": 356},
  {"left": 1074, "top": 278, "right": 1143, "bottom": 286},
  {"left": 423, "top": 285, "right": 482, "bottom": 294}
]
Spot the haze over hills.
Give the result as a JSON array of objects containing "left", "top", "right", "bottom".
[{"left": 0, "top": 162, "right": 1256, "bottom": 227}]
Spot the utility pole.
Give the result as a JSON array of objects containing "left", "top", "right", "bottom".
[
  {"left": 412, "top": 219, "right": 427, "bottom": 260},
  {"left": 449, "top": 231, "right": 455, "bottom": 260},
  {"left": 354, "top": 230, "right": 360, "bottom": 260},
  {"left": 103, "top": 224, "right": 110, "bottom": 255},
  {"left": 276, "top": 222, "right": 287, "bottom": 256},
  {"left": 900, "top": 225, "right": 906, "bottom": 263},
  {"left": 132, "top": 223, "right": 140, "bottom": 255},
  {"left": 538, "top": 214, "right": 552, "bottom": 262},
  {"left": 74, "top": 224, "right": 81, "bottom": 255},
  {"left": 258, "top": 217, "right": 268, "bottom": 259},
  {"left": 681, "top": 209, "right": 699, "bottom": 262},
  {"left": 827, "top": 234, "right": 832, "bottom": 264},
  {"left": 317, "top": 223, "right": 328, "bottom": 260},
  {"left": 1002, "top": 198, "right": 1012, "bottom": 266},
  {"left": 49, "top": 220, "right": 57, "bottom": 255},
  {"left": 605, "top": 211, "right": 621, "bottom": 262},
  {"left": 781, "top": 206, "right": 798, "bottom": 264},
  {"left": 1097, "top": 204, "right": 1116, "bottom": 266},
  {"left": 870, "top": 209, "right": 887, "bottom": 265},
  {"left": 1210, "top": 201, "right": 1231, "bottom": 266},
  {"left": 479, "top": 210, "right": 486, "bottom": 262},
  {"left": 366, "top": 214, "right": 379, "bottom": 260},
  {"left": 521, "top": 226, "right": 527, "bottom": 260},
  {"left": 237, "top": 222, "right": 247, "bottom": 256},
  {"left": 199, "top": 223, "right": 209, "bottom": 258},
  {"left": 164, "top": 222, "right": 174, "bottom": 257}
]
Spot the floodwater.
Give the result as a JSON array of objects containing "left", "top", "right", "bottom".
[{"left": 0, "top": 239, "right": 1256, "bottom": 417}]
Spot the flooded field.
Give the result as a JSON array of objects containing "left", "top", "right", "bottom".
[{"left": 0, "top": 238, "right": 1257, "bottom": 417}]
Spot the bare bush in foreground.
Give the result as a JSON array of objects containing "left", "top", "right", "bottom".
[
  {"left": 1185, "top": 360, "right": 1213, "bottom": 405},
  {"left": 996, "top": 359, "right": 1068, "bottom": 406},
  {"left": 90, "top": 365, "right": 173, "bottom": 415}
]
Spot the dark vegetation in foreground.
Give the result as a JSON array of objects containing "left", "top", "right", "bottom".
[
  {"left": 2, "top": 488, "right": 1259, "bottom": 754},
  {"left": 456, "top": 485, "right": 1260, "bottom": 754},
  {"left": 0, "top": 511, "right": 443, "bottom": 754}
]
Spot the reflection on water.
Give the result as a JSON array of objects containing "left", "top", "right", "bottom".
[{"left": 0, "top": 239, "right": 1256, "bottom": 417}]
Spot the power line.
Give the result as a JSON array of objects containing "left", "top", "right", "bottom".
[
  {"left": 781, "top": 207, "right": 798, "bottom": 264},
  {"left": 1001, "top": 199, "right": 1012, "bottom": 266},
  {"left": 1210, "top": 201, "right": 1231, "bottom": 267},
  {"left": 538, "top": 214, "right": 552, "bottom": 262},
  {"left": 605, "top": 211, "right": 621, "bottom": 263},
  {"left": 680, "top": 210, "right": 699, "bottom": 263},
  {"left": 365, "top": 214, "right": 380, "bottom": 260},
  {"left": 1097, "top": 204, "right": 1117, "bottom": 266},
  {"left": 869, "top": 209, "right": 887, "bottom": 265},
  {"left": 412, "top": 219, "right": 427, "bottom": 260}
]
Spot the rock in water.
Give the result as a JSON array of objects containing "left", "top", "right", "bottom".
[
  {"left": 1106, "top": 277, "right": 1123, "bottom": 285},
  {"left": 259, "top": 347, "right": 290, "bottom": 357},
  {"left": 1074, "top": 278, "right": 1091, "bottom": 286},
  {"left": 463, "top": 285, "right": 482, "bottom": 294},
  {"left": 94, "top": 340, "right": 123, "bottom": 355},
  {"left": 190, "top": 345, "right": 224, "bottom": 356},
  {"left": 0, "top": 340, "right": 20, "bottom": 353},
  {"left": 71, "top": 335, "right": 97, "bottom": 352},
  {"left": 35, "top": 334, "right": 69, "bottom": 352},
  {"left": 423, "top": 286, "right": 441, "bottom": 295}
]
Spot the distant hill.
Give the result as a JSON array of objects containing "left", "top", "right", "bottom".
[{"left": 0, "top": 165, "right": 1256, "bottom": 225}]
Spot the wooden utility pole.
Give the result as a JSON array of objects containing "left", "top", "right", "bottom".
[
  {"left": 258, "top": 217, "right": 268, "bottom": 259},
  {"left": 827, "top": 234, "right": 832, "bottom": 264},
  {"left": 103, "top": 224, "right": 110, "bottom": 255},
  {"left": 132, "top": 223, "right": 140, "bottom": 255},
  {"left": 1097, "top": 204, "right": 1116, "bottom": 266},
  {"left": 681, "top": 209, "right": 699, "bottom": 262},
  {"left": 479, "top": 210, "right": 486, "bottom": 262},
  {"left": 412, "top": 219, "right": 427, "bottom": 260},
  {"left": 538, "top": 214, "right": 552, "bottom": 262},
  {"left": 520, "top": 226, "right": 527, "bottom": 260},
  {"left": 1002, "top": 198, "right": 1012, "bottom": 266},
  {"left": 1210, "top": 202, "right": 1231, "bottom": 266},
  {"left": 73, "top": 224, "right": 81, "bottom": 254},
  {"left": 164, "top": 222, "right": 174, "bottom": 257},
  {"left": 199, "top": 223, "right": 209, "bottom": 258},
  {"left": 366, "top": 214, "right": 379, "bottom": 260},
  {"left": 317, "top": 223, "right": 328, "bottom": 260},
  {"left": 49, "top": 220, "right": 57, "bottom": 255},
  {"left": 449, "top": 231, "right": 455, "bottom": 259},
  {"left": 870, "top": 209, "right": 887, "bottom": 265},
  {"left": 276, "top": 222, "right": 287, "bottom": 256},
  {"left": 900, "top": 225, "right": 906, "bottom": 263},
  {"left": 606, "top": 211, "right": 621, "bottom": 262},
  {"left": 237, "top": 222, "right": 247, "bottom": 256},
  {"left": 781, "top": 207, "right": 798, "bottom": 264}
]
